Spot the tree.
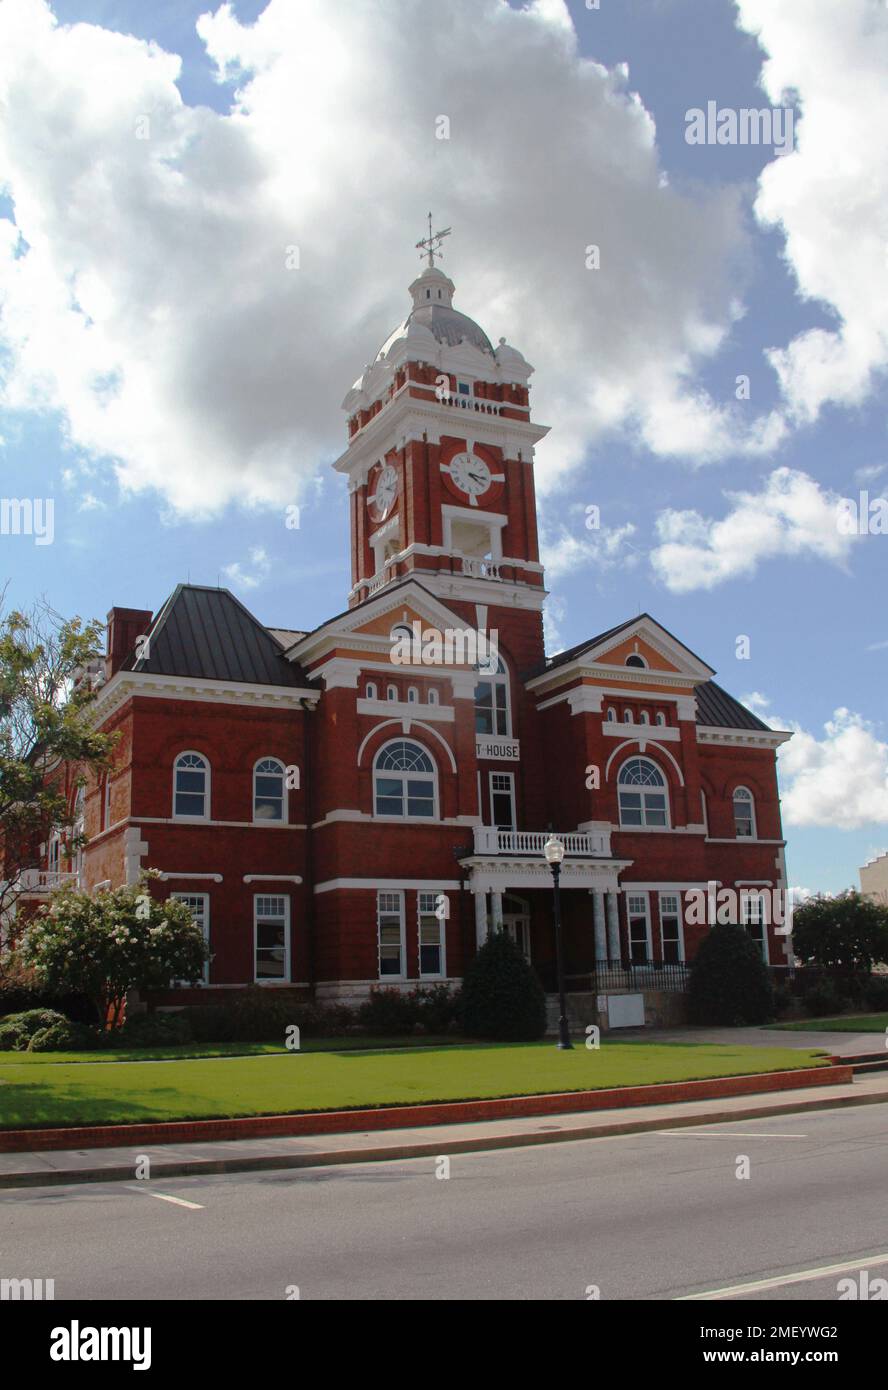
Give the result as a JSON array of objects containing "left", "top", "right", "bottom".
[
  {"left": 0, "top": 595, "right": 117, "bottom": 932},
  {"left": 19, "top": 873, "right": 209, "bottom": 1028},
  {"left": 462, "top": 930, "right": 547, "bottom": 1041},
  {"left": 790, "top": 891, "right": 888, "bottom": 973},
  {"left": 687, "top": 925, "right": 775, "bottom": 1026}
]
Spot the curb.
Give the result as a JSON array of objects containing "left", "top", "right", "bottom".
[
  {"left": 0, "top": 1085, "right": 882, "bottom": 1190},
  {"left": 0, "top": 1064, "right": 848, "bottom": 1154}
]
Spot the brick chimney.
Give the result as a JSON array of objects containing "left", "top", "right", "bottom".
[{"left": 106, "top": 607, "right": 153, "bottom": 678}]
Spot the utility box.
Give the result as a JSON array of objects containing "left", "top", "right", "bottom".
[{"left": 606, "top": 993, "right": 645, "bottom": 1028}]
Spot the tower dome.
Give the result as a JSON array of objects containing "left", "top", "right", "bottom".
[{"left": 376, "top": 262, "right": 494, "bottom": 361}]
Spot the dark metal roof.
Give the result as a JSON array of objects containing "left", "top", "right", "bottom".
[
  {"left": 694, "top": 680, "right": 772, "bottom": 732},
  {"left": 538, "top": 613, "right": 712, "bottom": 677},
  {"left": 121, "top": 585, "right": 311, "bottom": 688}
]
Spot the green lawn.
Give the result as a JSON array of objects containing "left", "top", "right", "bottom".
[
  {"left": 0, "top": 1041, "right": 826, "bottom": 1131},
  {"left": 771, "top": 1013, "right": 888, "bottom": 1034},
  {"left": 0, "top": 1035, "right": 463, "bottom": 1065}
]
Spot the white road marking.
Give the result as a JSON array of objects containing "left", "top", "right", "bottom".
[
  {"left": 678, "top": 1251, "right": 888, "bottom": 1300},
  {"left": 657, "top": 1130, "right": 808, "bottom": 1138},
  {"left": 126, "top": 1185, "right": 204, "bottom": 1210}
]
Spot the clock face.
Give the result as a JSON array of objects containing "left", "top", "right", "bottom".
[
  {"left": 442, "top": 451, "right": 504, "bottom": 507},
  {"left": 369, "top": 464, "right": 398, "bottom": 521}
]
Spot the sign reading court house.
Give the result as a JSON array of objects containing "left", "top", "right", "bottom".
[{"left": 476, "top": 737, "right": 520, "bottom": 761}]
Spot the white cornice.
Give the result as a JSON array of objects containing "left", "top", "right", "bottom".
[
  {"left": 697, "top": 726, "right": 791, "bottom": 749},
  {"left": 90, "top": 670, "right": 320, "bottom": 722},
  {"left": 334, "top": 394, "right": 548, "bottom": 476}
]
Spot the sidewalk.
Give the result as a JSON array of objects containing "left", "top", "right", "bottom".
[{"left": 3, "top": 1072, "right": 887, "bottom": 1191}]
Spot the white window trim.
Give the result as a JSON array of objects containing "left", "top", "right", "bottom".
[
  {"left": 173, "top": 750, "right": 210, "bottom": 822},
  {"left": 253, "top": 894, "right": 291, "bottom": 985},
  {"left": 489, "top": 770, "right": 516, "bottom": 829},
  {"left": 378, "top": 889, "right": 407, "bottom": 981},
  {"left": 657, "top": 891, "right": 685, "bottom": 963},
  {"left": 171, "top": 892, "right": 211, "bottom": 984},
  {"left": 741, "top": 889, "right": 770, "bottom": 964},
  {"left": 252, "top": 757, "right": 288, "bottom": 826},
  {"left": 626, "top": 891, "right": 653, "bottom": 962},
  {"left": 417, "top": 891, "right": 447, "bottom": 980},
  {"left": 365, "top": 681, "right": 378, "bottom": 700},
  {"left": 373, "top": 738, "right": 440, "bottom": 822},
  {"left": 733, "top": 786, "right": 757, "bottom": 840},
  {"left": 386, "top": 684, "right": 398, "bottom": 702},
  {"left": 617, "top": 757, "right": 672, "bottom": 830},
  {"left": 475, "top": 658, "right": 512, "bottom": 739}
]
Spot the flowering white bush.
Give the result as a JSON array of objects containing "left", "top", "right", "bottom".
[{"left": 19, "top": 871, "right": 208, "bottom": 1028}]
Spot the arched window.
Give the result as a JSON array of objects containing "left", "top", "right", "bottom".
[
  {"left": 373, "top": 740, "right": 437, "bottom": 819},
  {"left": 474, "top": 658, "right": 511, "bottom": 737},
  {"left": 254, "top": 758, "right": 286, "bottom": 822},
  {"left": 625, "top": 653, "right": 647, "bottom": 669},
  {"left": 655, "top": 712, "right": 666, "bottom": 726},
  {"left": 733, "top": 786, "right": 756, "bottom": 839},
  {"left": 606, "top": 707, "right": 617, "bottom": 722},
  {"left": 639, "top": 711, "right": 651, "bottom": 725},
  {"left": 365, "top": 682, "right": 378, "bottom": 700},
  {"left": 386, "top": 684, "right": 398, "bottom": 702},
  {"left": 623, "top": 710, "right": 633, "bottom": 724},
  {"left": 103, "top": 775, "right": 112, "bottom": 830},
  {"left": 174, "top": 752, "right": 209, "bottom": 819},
  {"left": 428, "top": 688, "right": 439, "bottom": 706},
  {"left": 407, "top": 686, "right": 418, "bottom": 704},
  {"left": 618, "top": 758, "right": 669, "bottom": 828}
]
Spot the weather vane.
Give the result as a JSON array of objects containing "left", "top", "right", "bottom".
[{"left": 416, "top": 212, "right": 452, "bottom": 268}]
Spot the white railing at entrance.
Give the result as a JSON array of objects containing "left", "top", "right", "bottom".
[{"left": 472, "top": 828, "right": 611, "bottom": 857}]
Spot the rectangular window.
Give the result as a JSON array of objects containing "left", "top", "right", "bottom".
[
  {"left": 658, "top": 892, "right": 684, "bottom": 964},
  {"left": 474, "top": 679, "right": 509, "bottom": 737},
  {"left": 626, "top": 892, "right": 651, "bottom": 964},
  {"left": 254, "top": 895, "right": 290, "bottom": 982},
  {"left": 741, "top": 891, "right": 769, "bottom": 962},
  {"left": 171, "top": 893, "right": 210, "bottom": 984},
  {"left": 418, "top": 892, "right": 446, "bottom": 978},
  {"left": 378, "top": 891, "right": 405, "bottom": 979},
  {"left": 489, "top": 772, "right": 516, "bottom": 829}
]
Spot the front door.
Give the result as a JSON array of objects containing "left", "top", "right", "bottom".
[{"left": 502, "top": 893, "right": 531, "bottom": 961}]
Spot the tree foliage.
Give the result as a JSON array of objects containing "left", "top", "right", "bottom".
[
  {"left": 19, "top": 873, "right": 209, "bottom": 1028},
  {"left": 0, "top": 595, "right": 117, "bottom": 921},
  {"left": 790, "top": 891, "right": 888, "bottom": 972}
]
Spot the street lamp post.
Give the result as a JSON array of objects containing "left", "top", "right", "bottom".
[{"left": 544, "top": 835, "right": 573, "bottom": 1050}]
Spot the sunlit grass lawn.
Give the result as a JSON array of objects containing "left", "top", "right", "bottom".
[
  {"left": 771, "top": 1013, "right": 888, "bottom": 1033},
  {"left": 0, "top": 1041, "right": 826, "bottom": 1131}
]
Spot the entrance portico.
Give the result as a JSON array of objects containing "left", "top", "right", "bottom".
[{"left": 462, "top": 826, "right": 632, "bottom": 965}]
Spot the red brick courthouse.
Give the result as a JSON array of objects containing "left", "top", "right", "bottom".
[{"left": 18, "top": 251, "right": 793, "bottom": 1007}]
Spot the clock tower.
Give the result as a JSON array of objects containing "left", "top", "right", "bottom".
[{"left": 334, "top": 226, "right": 550, "bottom": 668}]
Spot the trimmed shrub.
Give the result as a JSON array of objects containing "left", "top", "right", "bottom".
[
  {"left": 28, "top": 1020, "right": 101, "bottom": 1052},
  {"left": 461, "top": 931, "right": 547, "bottom": 1041},
  {"left": 116, "top": 1012, "right": 193, "bottom": 1048},
  {"left": 802, "top": 983, "right": 849, "bottom": 1018},
  {"left": 865, "top": 976, "right": 888, "bottom": 1012},
  {"left": 1, "top": 1008, "right": 74, "bottom": 1051},
  {"left": 187, "top": 994, "right": 357, "bottom": 1044},
  {"left": 0, "top": 984, "right": 97, "bottom": 1024},
  {"left": 687, "top": 926, "right": 775, "bottom": 1026}
]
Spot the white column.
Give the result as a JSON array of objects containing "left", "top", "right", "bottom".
[
  {"left": 474, "top": 891, "right": 489, "bottom": 949},
  {"left": 605, "top": 891, "right": 620, "bottom": 961},
  {"left": 592, "top": 890, "right": 607, "bottom": 962},
  {"left": 491, "top": 890, "right": 504, "bottom": 934}
]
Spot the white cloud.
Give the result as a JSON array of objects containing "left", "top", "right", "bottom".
[
  {"left": 650, "top": 466, "right": 853, "bottom": 592},
  {"left": 772, "top": 707, "right": 888, "bottom": 830},
  {"left": 736, "top": 0, "right": 888, "bottom": 425},
  {"left": 222, "top": 545, "right": 270, "bottom": 590},
  {"left": 0, "top": 0, "right": 787, "bottom": 518},
  {"left": 541, "top": 521, "right": 638, "bottom": 581}
]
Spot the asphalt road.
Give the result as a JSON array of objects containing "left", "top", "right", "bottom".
[{"left": 3, "top": 1103, "right": 888, "bottom": 1301}]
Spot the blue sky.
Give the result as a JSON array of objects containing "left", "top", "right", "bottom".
[{"left": 1, "top": 0, "right": 886, "bottom": 894}]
